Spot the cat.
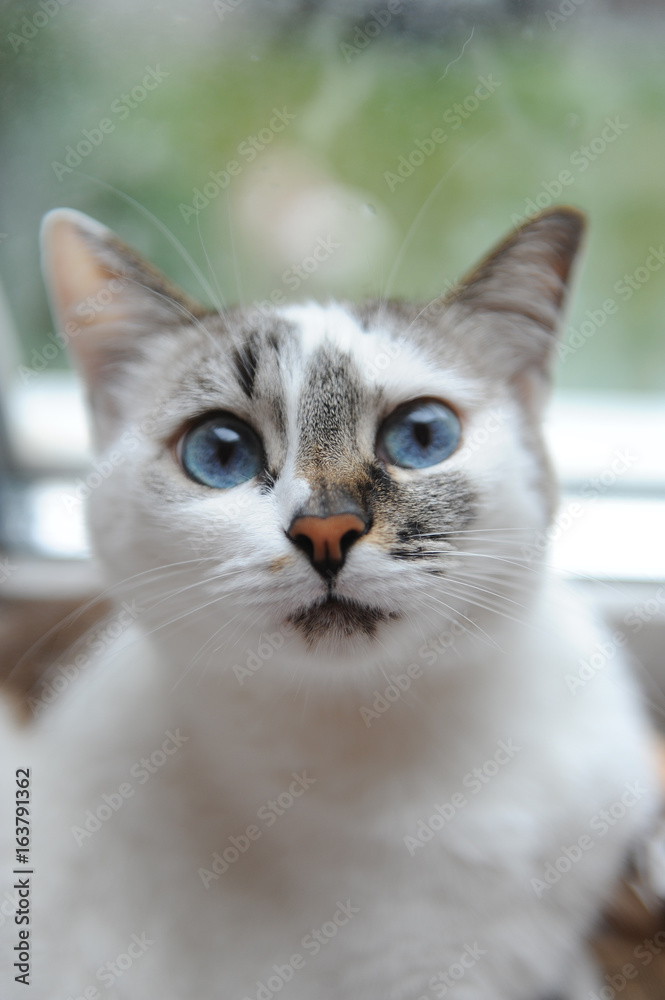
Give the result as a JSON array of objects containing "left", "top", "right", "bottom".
[{"left": 0, "top": 205, "right": 660, "bottom": 999}]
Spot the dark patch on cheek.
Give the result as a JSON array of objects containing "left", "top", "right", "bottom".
[
  {"left": 397, "top": 520, "right": 429, "bottom": 543},
  {"left": 353, "top": 462, "right": 398, "bottom": 514},
  {"left": 382, "top": 472, "right": 477, "bottom": 560},
  {"left": 363, "top": 461, "right": 396, "bottom": 495}
]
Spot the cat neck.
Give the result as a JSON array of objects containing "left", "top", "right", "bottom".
[{"left": 135, "top": 595, "right": 550, "bottom": 779}]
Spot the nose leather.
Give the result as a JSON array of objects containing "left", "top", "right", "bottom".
[{"left": 287, "top": 512, "right": 367, "bottom": 578}]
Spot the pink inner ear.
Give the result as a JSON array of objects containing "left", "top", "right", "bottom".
[
  {"left": 47, "top": 221, "right": 111, "bottom": 325},
  {"left": 41, "top": 216, "right": 138, "bottom": 395}
]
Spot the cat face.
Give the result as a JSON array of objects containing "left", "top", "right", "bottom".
[{"left": 40, "top": 208, "right": 584, "bottom": 683}]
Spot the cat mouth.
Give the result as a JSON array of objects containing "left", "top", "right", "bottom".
[{"left": 287, "top": 596, "right": 398, "bottom": 645}]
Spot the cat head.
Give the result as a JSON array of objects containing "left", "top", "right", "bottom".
[{"left": 40, "top": 207, "right": 584, "bottom": 687}]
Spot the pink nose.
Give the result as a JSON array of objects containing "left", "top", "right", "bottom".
[{"left": 288, "top": 513, "right": 367, "bottom": 578}]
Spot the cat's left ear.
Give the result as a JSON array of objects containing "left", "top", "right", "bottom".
[
  {"left": 40, "top": 208, "right": 205, "bottom": 390},
  {"left": 443, "top": 207, "right": 586, "bottom": 389}
]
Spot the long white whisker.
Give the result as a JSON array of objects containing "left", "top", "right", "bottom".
[
  {"left": 417, "top": 591, "right": 500, "bottom": 648},
  {"left": 73, "top": 171, "right": 221, "bottom": 305},
  {"left": 196, "top": 209, "right": 227, "bottom": 314},
  {"left": 428, "top": 575, "right": 530, "bottom": 611},
  {"left": 12, "top": 556, "right": 225, "bottom": 684}
]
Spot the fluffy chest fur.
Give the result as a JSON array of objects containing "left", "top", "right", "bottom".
[{"left": 3, "top": 587, "right": 656, "bottom": 1000}]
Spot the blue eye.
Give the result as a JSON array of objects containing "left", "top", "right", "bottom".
[
  {"left": 377, "top": 400, "right": 461, "bottom": 469},
  {"left": 179, "top": 415, "right": 264, "bottom": 488}
]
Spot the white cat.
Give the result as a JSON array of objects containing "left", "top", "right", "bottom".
[{"left": 0, "top": 206, "right": 660, "bottom": 999}]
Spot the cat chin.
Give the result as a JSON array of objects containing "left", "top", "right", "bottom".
[{"left": 285, "top": 595, "right": 400, "bottom": 651}]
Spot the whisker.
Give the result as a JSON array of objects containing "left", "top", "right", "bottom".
[
  {"left": 417, "top": 527, "right": 537, "bottom": 536},
  {"left": 444, "top": 551, "right": 544, "bottom": 574},
  {"left": 428, "top": 575, "right": 530, "bottom": 611},
  {"left": 10, "top": 555, "right": 224, "bottom": 683},
  {"left": 417, "top": 591, "right": 500, "bottom": 648},
  {"left": 385, "top": 130, "right": 493, "bottom": 297},
  {"left": 225, "top": 189, "right": 244, "bottom": 308},
  {"left": 424, "top": 580, "right": 531, "bottom": 625},
  {"left": 177, "top": 608, "right": 249, "bottom": 685},
  {"left": 195, "top": 210, "right": 226, "bottom": 314},
  {"left": 73, "top": 171, "right": 222, "bottom": 307},
  {"left": 141, "top": 562, "right": 247, "bottom": 617}
]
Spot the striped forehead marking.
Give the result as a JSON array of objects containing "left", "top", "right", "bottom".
[{"left": 296, "top": 344, "right": 364, "bottom": 464}]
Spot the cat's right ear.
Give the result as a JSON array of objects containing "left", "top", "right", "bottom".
[{"left": 40, "top": 209, "right": 205, "bottom": 393}]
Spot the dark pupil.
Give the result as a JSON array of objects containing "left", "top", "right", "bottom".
[
  {"left": 413, "top": 421, "right": 432, "bottom": 448},
  {"left": 213, "top": 427, "right": 239, "bottom": 465}
]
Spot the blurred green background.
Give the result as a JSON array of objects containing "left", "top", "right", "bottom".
[{"left": 1, "top": 0, "right": 664, "bottom": 391}]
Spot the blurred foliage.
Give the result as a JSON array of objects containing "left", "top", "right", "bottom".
[{"left": 1, "top": 0, "right": 664, "bottom": 390}]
